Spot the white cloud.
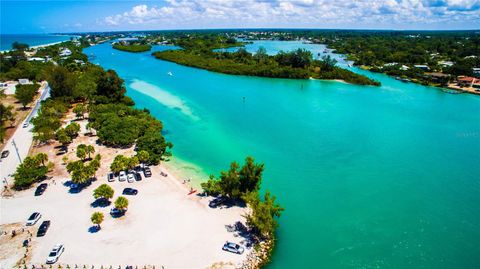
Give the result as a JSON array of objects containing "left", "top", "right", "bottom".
[{"left": 100, "top": 0, "right": 480, "bottom": 29}]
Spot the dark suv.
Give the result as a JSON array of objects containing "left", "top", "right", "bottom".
[
  {"left": 35, "top": 183, "right": 48, "bottom": 196},
  {"left": 37, "top": 220, "right": 51, "bottom": 237},
  {"left": 143, "top": 167, "right": 152, "bottom": 177}
]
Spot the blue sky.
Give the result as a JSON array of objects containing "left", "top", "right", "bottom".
[{"left": 1, "top": 0, "right": 479, "bottom": 34}]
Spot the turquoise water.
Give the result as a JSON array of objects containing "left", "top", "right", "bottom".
[
  {"left": 0, "top": 34, "right": 73, "bottom": 51},
  {"left": 85, "top": 41, "right": 480, "bottom": 269}
]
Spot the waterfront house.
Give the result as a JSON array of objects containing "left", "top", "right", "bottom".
[
  {"left": 18, "top": 78, "right": 31, "bottom": 85},
  {"left": 59, "top": 48, "right": 72, "bottom": 57},
  {"left": 457, "top": 76, "right": 476, "bottom": 87},
  {"left": 414, "top": 65, "right": 430, "bottom": 71},
  {"left": 438, "top": 61, "right": 454, "bottom": 67},
  {"left": 425, "top": 72, "right": 450, "bottom": 83},
  {"left": 27, "top": 57, "right": 46, "bottom": 62},
  {"left": 473, "top": 68, "right": 480, "bottom": 77},
  {"left": 400, "top": 65, "right": 409, "bottom": 71}
]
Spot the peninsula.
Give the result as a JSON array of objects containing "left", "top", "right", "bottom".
[{"left": 152, "top": 35, "right": 380, "bottom": 86}]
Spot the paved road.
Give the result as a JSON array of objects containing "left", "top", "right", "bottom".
[{"left": 0, "top": 82, "right": 50, "bottom": 188}]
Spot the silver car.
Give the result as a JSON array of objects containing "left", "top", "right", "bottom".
[{"left": 222, "top": 241, "right": 244, "bottom": 254}]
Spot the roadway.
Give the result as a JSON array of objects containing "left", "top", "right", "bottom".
[{"left": 0, "top": 82, "right": 51, "bottom": 188}]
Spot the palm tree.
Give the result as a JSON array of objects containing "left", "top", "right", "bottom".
[
  {"left": 137, "top": 150, "right": 149, "bottom": 167},
  {"left": 85, "top": 145, "right": 95, "bottom": 160},
  {"left": 114, "top": 196, "right": 129, "bottom": 211},
  {"left": 35, "top": 153, "right": 48, "bottom": 167},
  {"left": 91, "top": 212, "right": 104, "bottom": 229}
]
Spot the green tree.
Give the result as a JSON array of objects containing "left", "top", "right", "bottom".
[
  {"left": 15, "top": 84, "right": 38, "bottom": 109},
  {"left": 96, "top": 69, "right": 126, "bottom": 101},
  {"left": 91, "top": 212, "right": 104, "bottom": 228},
  {"left": 76, "top": 144, "right": 87, "bottom": 161},
  {"left": 114, "top": 196, "right": 129, "bottom": 211},
  {"left": 110, "top": 154, "right": 128, "bottom": 173},
  {"left": 45, "top": 65, "right": 74, "bottom": 99},
  {"left": 136, "top": 150, "right": 150, "bottom": 166},
  {"left": 85, "top": 145, "right": 95, "bottom": 160},
  {"left": 126, "top": 156, "right": 139, "bottom": 170},
  {"left": 244, "top": 190, "right": 284, "bottom": 238},
  {"left": 93, "top": 184, "right": 114, "bottom": 200},
  {"left": 13, "top": 154, "right": 48, "bottom": 189},
  {"left": 12, "top": 42, "right": 29, "bottom": 51},
  {"left": 55, "top": 128, "right": 72, "bottom": 150},
  {"left": 35, "top": 152, "right": 48, "bottom": 166},
  {"left": 73, "top": 104, "right": 86, "bottom": 119},
  {"left": 64, "top": 122, "right": 80, "bottom": 138}
]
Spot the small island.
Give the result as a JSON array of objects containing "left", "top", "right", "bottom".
[
  {"left": 112, "top": 38, "right": 152, "bottom": 53},
  {"left": 153, "top": 36, "right": 380, "bottom": 86}
]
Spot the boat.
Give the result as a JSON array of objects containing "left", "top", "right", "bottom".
[
  {"left": 167, "top": 71, "right": 173, "bottom": 76},
  {"left": 441, "top": 88, "right": 462, "bottom": 94}
]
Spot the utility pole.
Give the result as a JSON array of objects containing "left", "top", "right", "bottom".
[{"left": 11, "top": 139, "right": 22, "bottom": 163}]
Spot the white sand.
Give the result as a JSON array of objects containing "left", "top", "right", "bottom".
[{"left": 0, "top": 166, "right": 251, "bottom": 268}]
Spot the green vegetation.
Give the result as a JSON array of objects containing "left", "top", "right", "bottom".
[
  {"left": 153, "top": 36, "right": 379, "bottom": 86},
  {"left": 66, "top": 154, "right": 101, "bottom": 184},
  {"left": 201, "top": 156, "right": 284, "bottom": 239},
  {"left": 0, "top": 90, "right": 15, "bottom": 142},
  {"left": 73, "top": 104, "right": 87, "bottom": 119},
  {"left": 31, "top": 99, "right": 68, "bottom": 144},
  {"left": 114, "top": 196, "right": 129, "bottom": 211},
  {"left": 91, "top": 212, "right": 104, "bottom": 228},
  {"left": 93, "top": 184, "right": 114, "bottom": 201},
  {"left": 113, "top": 43, "right": 152, "bottom": 53},
  {"left": 110, "top": 154, "right": 140, "bottom": 173},
  {"left": 88, "top": 104, "right": 172, "bottom": 163},
  {"left": 13, "top": 153, "right": 51, "bottom": 189},
  {"left": 15, "top": 83, "right": 39, "bottom": 109}
]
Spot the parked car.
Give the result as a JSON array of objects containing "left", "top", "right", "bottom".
[
  {"left": 107, "top": 172, "right": 115, "bottom": 182},
  {"left": 110, "top": 207, "right": 125, "bottom": 216},
  {"left": 127, "top": 172, "right": 135, "bottom": 183},
  {"left": 143, "top": 167, "right": 152, "bottom": 177},
  {"left": 209, "top": 196, "right": 227, "bottom": 208},
  {"left": 35, "top": 183, "right": 48, "bottom": 196},
  {"left": 134, "top": 172, "right": 142, "bottom": 181},
  {"left": 46, "top": 244, "right": 64, "bottom": 264},
  {"left": 37, "top": 220, "right": 51, "bottom": 236},
  {"left": 22, "top": 121, "right": 29, "bottom": 128},
  {"left": 222, "top": 242, "right": 244, "bottom": 254},
  {"left": 122, "top": 188, "right": 138, "bottom": 195},
  {"left": 26, "top": 212, "right": 41, "bottom": 226},
  {"left": 118, "top": 171, "right": 127, "bottom": 182},
  {"left": 1, "top": 150, "right": 9, "bottom": 158}
]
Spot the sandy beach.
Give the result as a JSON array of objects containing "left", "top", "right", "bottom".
[{"left": 0, "top": 108, "right": 252, "bottom": 269}]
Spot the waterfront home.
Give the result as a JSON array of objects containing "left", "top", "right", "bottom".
[
  {"left": 414, "top": 64, "right": 430, "bottom": 71},
  {"left": 400, "top": 65, "right": 409, "bottom": 71},
  {"left": 27, "top": 57, "right": 46, "bottom": 62},
  {"left": 473, "top": 68, "right": 480, "bottom": 77},
  {"left": 59, "top": 48, "right": 72, "bottom": 57},
  {"left": 457, "top": 76, "right": 476, "bottom": 87},
  {"left": 438, "top": 61, "right": 454, "bottom": 67},
  {"left": 118, "top": 37, "right": 139, "bottom": 46},
  {"left": 18, "top": 78, "right": 31, "bottom": 85},
  {"left": 425, "top": 72, "right": 450, "bottom": 83},
  {"left": 383, "top": 62, "right": 398, "bottom": 67}
]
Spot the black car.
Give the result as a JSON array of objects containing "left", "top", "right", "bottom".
[
  {"left": 1, "top": 150, "right": 9, "bottom": 158},
  {"left": 122, "top": 188, "right": 138, "bottom": 195},
  {"left": 134, "top": 172, "right": 142, "bottom": 181},
  {"left": 37, "top": 220, "right": 51, "bottom": 237},
  {"left": 143, "top": 167, "right": 152, "bottom": 178},
  {"left": 35, "top": 183, "right": 48, "bottom": 196},
  {"left": 209, "top": 196, "right": 227, "bottom": 208}
]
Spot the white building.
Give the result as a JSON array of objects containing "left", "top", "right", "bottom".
[
  {"left": 438, "top": 61, "right": 454, "bottom": 67},
  {"left": 59, "top": 48, "right": 72, "bottom": 57}
]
